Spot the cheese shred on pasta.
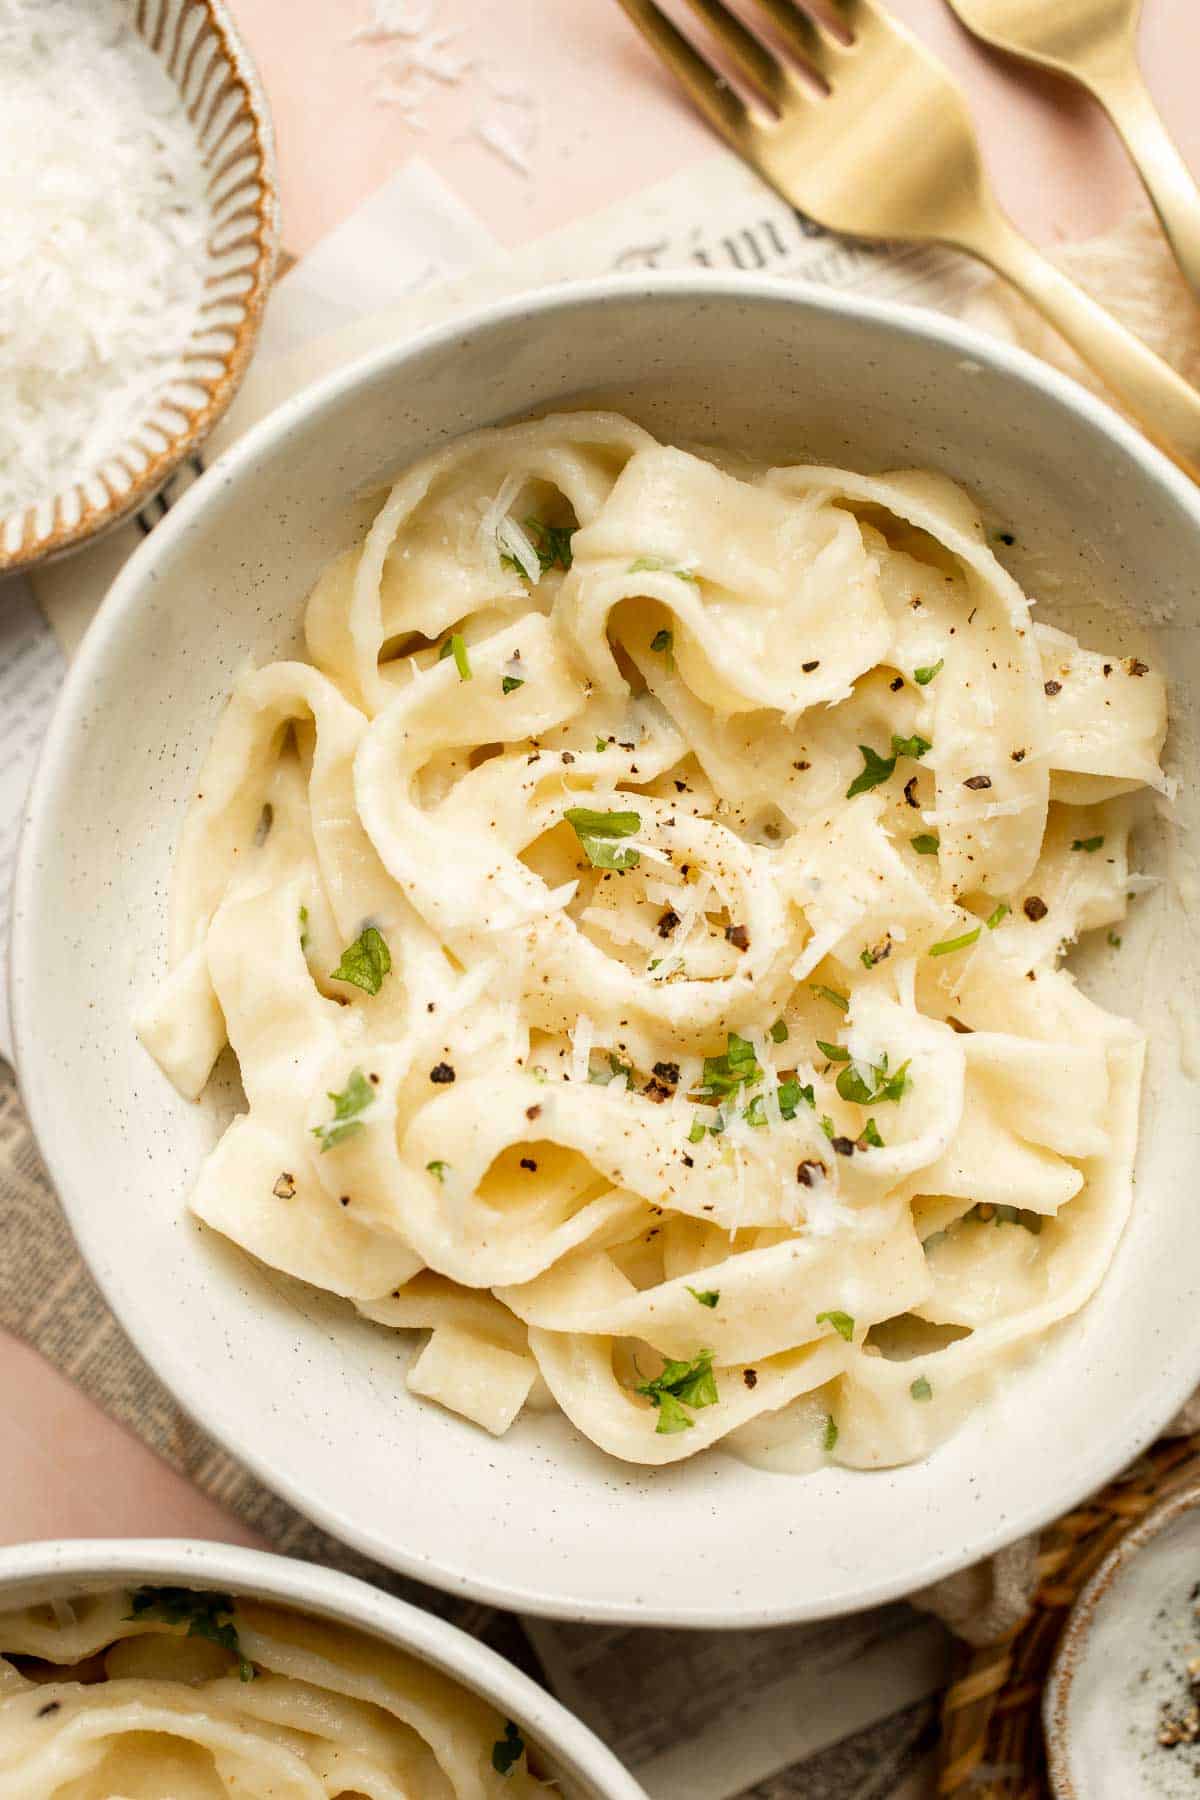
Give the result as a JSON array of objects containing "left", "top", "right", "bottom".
[
  {"left": 138, "top": 413, "right": 1168, "bottom": 1471},
  {"left": 0, "top": 1588, "right": 538, "bottom": 1795}
]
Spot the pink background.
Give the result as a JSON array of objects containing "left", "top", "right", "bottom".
[
  {"left": 5, "top": 0, "right": 1199, "bottom": 1553},
  {"left": 233, "top": 0, "right": 1200, "bottom": 257}
]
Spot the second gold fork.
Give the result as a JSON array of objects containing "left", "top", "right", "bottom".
[
  {"left": 946, "top": 0, "right": 1200, "bottom": 304},
  {"left": 615, "top": 0, "right": 1200, "bottom": 482}
]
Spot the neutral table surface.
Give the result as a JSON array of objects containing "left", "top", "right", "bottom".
[{"left": 3, "top": 0, "right": 1198, "bottom": 1558}]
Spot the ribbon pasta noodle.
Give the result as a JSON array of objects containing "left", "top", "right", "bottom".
[
  {"left": 139, "top": 412, "right": 1167, "bottom": 1471},
  {"left": 0, "top": 1586, "right": 538, "bottom": 1795}
]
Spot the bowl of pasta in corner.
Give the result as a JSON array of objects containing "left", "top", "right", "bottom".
[
  {"left": 12, "top": 273, "right": 1200, "bottom": 1627},
  {"left": 0, "top": 1538, "right": 645, "bottom": 1797}
]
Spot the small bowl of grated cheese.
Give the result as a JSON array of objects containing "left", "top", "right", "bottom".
[{"left": 0, "top": 0, "right": 279, "bottom": 574}]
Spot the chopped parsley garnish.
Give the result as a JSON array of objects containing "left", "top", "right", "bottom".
[
  {"left": 298, "top": 904, "right": 310, "bottom": 952},
  {"left": 629, "top": 556, "right": 698, "bottom": 582},
  {"left": 816, "top": 1039, "right": 850, "bottom": 1062},
  {"left": 846, "top": 736, "right": 930, "bottom": 797},
  {"left": 700, "top": 1032, "right": 762, "bottom": 1097},
  {"left": 777, "top": 1077, "right": 814, "bottom": 1119},
  {"left": 426, "top": 1160, "right": 449, "bottom": 1181},
  {"left": 1071, "top": 836, "right": 1104, "bottom": 853},
  {"left": 893, "top": 732, "right": 932, "bottom": 761},
  {"left": 743, "top": 1094, "right": 767, "bottom": 1128},
  {"left": 127, "top": 1587, "right": 253, "bottom": 1682},
  {"left": 330, "top": 925, "right": 391, "bottom": 996},
  {"left": 1108, "top": 930, "right": 1122, "bottom": 948},
  {"left": 502, "top": 519, "right": 575, "bottom": 578},
  {"left": 913, "top": 660, "right": 944, "bottom": 686},
  {"left": 527, "top": 519, "right": 575, "bottom": 572},
  {"left": 928, "top": 927, "right": 981, "bottom": 957},
  {"left": 688, "top": 1117, "right": 707, "bottom": 1143},
  {"left": 810, "top": 984, "right": 849, "bottom": 1012},
  {"left": 986, "top": 901, "right": 1010, "bottom": 929},
  {"left": 492, "top": 1719, "right": 526, "bottom": 1776},
  {"left": 846, "top": 743, "right": 897, "bottom": 800},
  {"left": 911, "top": 834, "right": 939, "bottom": 855},
  {"left": 822, "top": 1415, "right": 839, "bottom": 1452},
  {"left": 311, "top": 1068, "right": 374, "bottom": 1152},
  {"left": 595, "top": 737, "right": 608, "bottom": 753},
  {"left": 687, "top": 1286, "right": 720, "bottom": 1308},
  {"left": 820, "top": 1114, "right": 836, "bottom": 1140},
  {"left": 858, "top": 1117, "right": 884, "bottom": 1148},
  {"left": 501, "top": 674, "right": 525, "bottom": 695},
  {"left": 438, "top": 632, "right": 471, "bottom": 681},
  {"left": 910, "top": 1376, "right": 933, "bottom": 1402},
  {"left": 835, "top": 1051, "right": 910, "bottom": 1106},
  {"left": 589, "top": 1051, "right": 634, "bottom": 1086},
  {"left": 564, "top": 806, "right": 642, "bottom": 870},
  {"left": 635, "top": 1349, "right": 719, "bottom": 1433},
  {"left": 769, "top": 1018, "right": 789, "bottom": 1043},
  {"left": 650, "top": 626, "right": 674, "bottom": 661},
  {"left": 816, "top": 1309, "right": 854, "bottom": 1342}
]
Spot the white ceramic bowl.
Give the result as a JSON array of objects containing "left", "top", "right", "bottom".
[
  {"left": 12, "top": 275, "right": 1200, "bottom": 1626},
  {"left": 0, "top": 1538, "right": 643, "bottom": 1798}
]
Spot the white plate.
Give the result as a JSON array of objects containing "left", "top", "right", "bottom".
[
  {"left": 0, "top": 1538, "right": 643, "bottom": 1799},
  {"left": 12, "top": 275, "right": 1200, "bottom": 1625},
  {"left": 1046, "top": 1482, "right": 1200, "bottom": 1798}
]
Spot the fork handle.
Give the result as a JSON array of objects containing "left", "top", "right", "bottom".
[
  {"left": 963, "top": 208, "right": 1200, "bottom": 484},
  {"left": 1087, "top": 63, "right": 1200, "bottom": 307}
]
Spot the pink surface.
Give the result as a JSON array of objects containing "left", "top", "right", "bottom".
[
  {"left": 0, "top": 1332, "right": 265, "bottom": 1548},
  {"left": 5, "top": 0, "right": 1199, "bottom": 1552},
  {"left": 228, "top": 0, "right": 1200, "bottom": 258}
]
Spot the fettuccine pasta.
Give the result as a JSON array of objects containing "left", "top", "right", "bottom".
[
  {"left": 0, "top": 1585, "right": 538, "bottom": 1795},
  {"left": 139, "top": 412, "right": 1167, "bottom": 1471}
]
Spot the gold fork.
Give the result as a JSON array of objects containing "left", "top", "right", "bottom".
[
  {"left": 613, "top": 0, "right": 1200, "bottom": 481},
  {"left": 946, "top": 0, "right": 1200, "bottom": 303}
]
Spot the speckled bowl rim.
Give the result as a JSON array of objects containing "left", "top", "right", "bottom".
[
  {"left": 1044, "top": 1476, "right": 1200, "bottom": 1796},
  {"left": 15, "top": 271, "right": 1200, "bottom": 1627},
  {"left": 0, "top": 0, "right": 280, "bottom": 578},
  {"left": 0, "top": 1538, "right": 646, "bottom": 1798}
]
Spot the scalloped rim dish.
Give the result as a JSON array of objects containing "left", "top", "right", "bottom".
[{"left": 0, "top": 0, "right": 279, "bottom": 575}]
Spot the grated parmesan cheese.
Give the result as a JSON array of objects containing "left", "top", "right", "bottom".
[
  {"left": 480, "top": 474, "right": 540, "bottom": 583},
  {"left": 351, "top": 0, "right": 472, "bottom": 125},
  {"left": 348, "top": 0, "right": 540, "bottom": 177},
  {"left": 569, "top": 1015, "right": 594, "bottom": 1085},
  {"left": 0, "top": 0, "right": 211, "bottom": 523}
]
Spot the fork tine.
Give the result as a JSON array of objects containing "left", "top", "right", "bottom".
[
  {"left": 678, "top": 0, "right": 790, "bottom": 108},
  {"left": 820, "top": 0, "right": 894, "bottom": 43},
  {"left": 614, "top": 0, "right": 753, "bottom": 144},
  {"left": 742, "top": 0, "right": 848, "bottom": 82}
]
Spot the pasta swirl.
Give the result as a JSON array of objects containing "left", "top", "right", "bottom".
[
  {"left": 139, "top": 413, "right": 1167, "bottom": 1470},
  {"left": 0, "top": 1587, "right": 538, "bottom": 1795}
]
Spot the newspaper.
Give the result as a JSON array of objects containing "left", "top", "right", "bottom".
[
  {"left": 0, "top": 141, "right": 1041, "bottom": 1800},
  {"left": 0, "top": 579, "right": 64, "bottom": 1061},
  {"left": 526, "top": 1610, "right": 951, "bottom": 1798}
]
